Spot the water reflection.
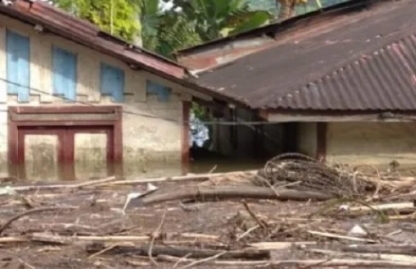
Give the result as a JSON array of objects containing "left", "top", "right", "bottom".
[{"left": 7, "top": 157, "right": 265, "bottom": 182}]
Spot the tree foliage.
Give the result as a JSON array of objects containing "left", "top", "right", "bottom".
[
  {"left": 139, "top": 0, "right": 202, "bottom": 57},
  {"left": 50, "top": 0, "right": 350, "bottom": 58},
  {"left": 167, "top": 0, "right": 272, "bottom": 41},
  {"left": 51, "top": 0, "right": 140, "bottom": 42}
]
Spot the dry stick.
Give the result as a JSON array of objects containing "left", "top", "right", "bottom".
[
  {"left": 342, "top": 244, "right": 416, "bottom": 255},
  {"left": 0, "top": 206, "right": 76, "bottom": 235},
  {"left": 0, "top": 236, "right": 27, "bottom": 243},
  {"left": 179, "top": 251, "right": 227, "bottom": 269},
  {"left": 307, "top": 230, "right": 377, "bottom": 243},
  {"left": 237, "top": 225, "right": 259, "bottom": 241},
  {"left": 254, "top": 174, "right": 281, "bottom": 198},
  {"left": 349, "top": 202, "right": 416, "bottom": 213},
  {"left": 173, "top": 254, "right": 192, "bottom": 269},
  {"left": 149, "top": 209, "right": 167, "bottom": 266},
  {"left": 305, "top": 248, "right": 416, "bottom": 263},
  {"left": 249, "top": 241, "right": 317, "bottom": 250},
  {"left": 17, "top": 258, "right": 35, "bottom": 269},
  {"left": 12, "top": 176, "right": 116, "bottom": 191},
  {"left": 157, "top": 256, "right": 416, "bottom": 268},
  {"left": 242, "top": 202, "right": 267, "bottom": 229},
  {"left": 157, "top": 255, "right": 262, "bottom": 266},
  {"left": 86, "top": 244, "right": 270, "bottom": 260},
  {"left": 70, "top": 176, "right": 117, "bottom": 188},
  {"left": 88, "top": 243, "right": 120, "bottom": 259},
  {"left": 29, "top": 233, "right": 218, "bottom": 244}
]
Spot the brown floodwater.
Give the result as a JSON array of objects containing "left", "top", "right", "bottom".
[{"left": 4, "top": 157, "right": 266, "bottom": 182}]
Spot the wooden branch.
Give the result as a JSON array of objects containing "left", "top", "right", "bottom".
[
  {"left": 149, "top": 209, "right": 167, "bottom": 266},
  {"left": 31, "top": 233, "right": 73, "bottom": 245},
  {"left": 129, "top": 186, "right": 333, "bottom": 207},
  {"left": 248, "top": 241, "right": 317, "bottom": 250},
  {"left": 306, "top": 248, "right": 416, "bottom": 263},
  {"left": 0, "top": 237, "right": 28, "bottom": 243},
  {"left": 349, "top": 202, "right": 415, "bottom": 213},
  {"left": 157, "top": 255, "right": 416, "bottom": 268},
  {"left": 0, "top": 206, "right": 76, "bottom": 235},
  {"left": 307, "top": 230, "right": 377, "bottom": 243},
  {"left": 12, "top": 177, "right": 116, "bottom": 191},
  {"left": 342, "top": 244, "right": 416, "bottom": 255},
  {"left": 27, "top": 232, "right": 219, "bottom": 244},
  {"left": 265, "top": 259, "right": 416, "bottom": 268},
  {"left": 179, "top": 251, "right": 227, "bottom": 269},
  {"left": 85, "top": 243, "right": 271, "bottom": 260}
]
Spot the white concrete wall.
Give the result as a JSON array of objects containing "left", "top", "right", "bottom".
[
  {"left": 326, "top": 122, "right": 416, "bottom": 171},
  {"left": 298, "top": 123, "right": 317, "bottom": 157},
  {"left": 0, "top": 15, "right": 190, "bottom": 180}
]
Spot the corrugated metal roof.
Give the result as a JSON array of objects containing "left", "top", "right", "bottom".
[{"left": 195, "top": 0, "right": 416, "bottom": 111}]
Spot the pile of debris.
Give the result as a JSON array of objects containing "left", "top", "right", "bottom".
[{"left": 0, "top": 154, "right": 416, "bottom": 268}]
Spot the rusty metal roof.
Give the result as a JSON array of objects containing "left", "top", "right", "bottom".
[
  {"left": 195, "top": 0, "right": 416, "bottom": 111},
  {"left": 0, "top": 0, "right": 185, "bottom": 78}
]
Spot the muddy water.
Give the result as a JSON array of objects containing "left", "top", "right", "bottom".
[{"left": 7, "top": 157, "right": 265, "bottom": 182}]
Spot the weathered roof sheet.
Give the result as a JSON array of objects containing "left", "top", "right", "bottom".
[{"left": 195, "top": 0, "right": 416, "bottom": 111}]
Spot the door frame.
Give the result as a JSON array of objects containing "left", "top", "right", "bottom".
[{"left": 8, "top": 106, "right": 123, "bottom": 178}]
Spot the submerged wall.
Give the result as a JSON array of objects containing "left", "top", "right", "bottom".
[
  {"left": 326, "top": 122, "right": 416, "bottom": 171},
  {"left": 0, "top": 15, "right": 190, "bottom": 180}
]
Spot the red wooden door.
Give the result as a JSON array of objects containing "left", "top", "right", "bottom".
[
  {"left": 70, "top": 126, "right": 115, "bottom": 179},
  {"left": 16, "top": 126, "right": 114, "bottom": 181},
  {"left": 17, "top": 127, "right": 70, "bottom": 180}
]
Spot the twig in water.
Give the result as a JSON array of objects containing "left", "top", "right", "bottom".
[
  {"left": 178, "top": 251, "right": 227, "bottom": 269},
  {"left": 149, "top": 208, "right": 167, "bottom": 266},
  {"left": 208, "top": 165, "right": 217, "bottom": 174},
  {"left": 0, "top": 206, "right": 76, "bottom": 235}
]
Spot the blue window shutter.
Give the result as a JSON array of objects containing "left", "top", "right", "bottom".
[
  {"left": 52, "top": 46, "right": 77, "bottom": 102},
  {"left": 100, "top": 63, "right": 125, "bottom": 102},
  {"left": 146, "top": 80, "right": 171, "bottom": 102},
  {"left": 6, "top": 30, "right": 30, "bottom": 103}
]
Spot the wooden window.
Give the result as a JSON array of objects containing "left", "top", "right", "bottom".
[
  {"left": 52, "top": 46, "right": 77, "bottom": 102},
  {"left": 6, "top": 30, "right": 30, "bottom": 102},
  {"left": 100, "top": 63, "right": 125, "bottom": 102}
]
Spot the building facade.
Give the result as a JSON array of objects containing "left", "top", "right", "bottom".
[{"left": 0, "top": 1, "right": 215, "bottom": 181}]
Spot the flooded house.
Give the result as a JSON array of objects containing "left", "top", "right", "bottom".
[
  {"left": 0, "top": 0, "right": 235, "bottom": 181},
  {"left": 176, "top": 0, "right": 416, "bottom": 172}
]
